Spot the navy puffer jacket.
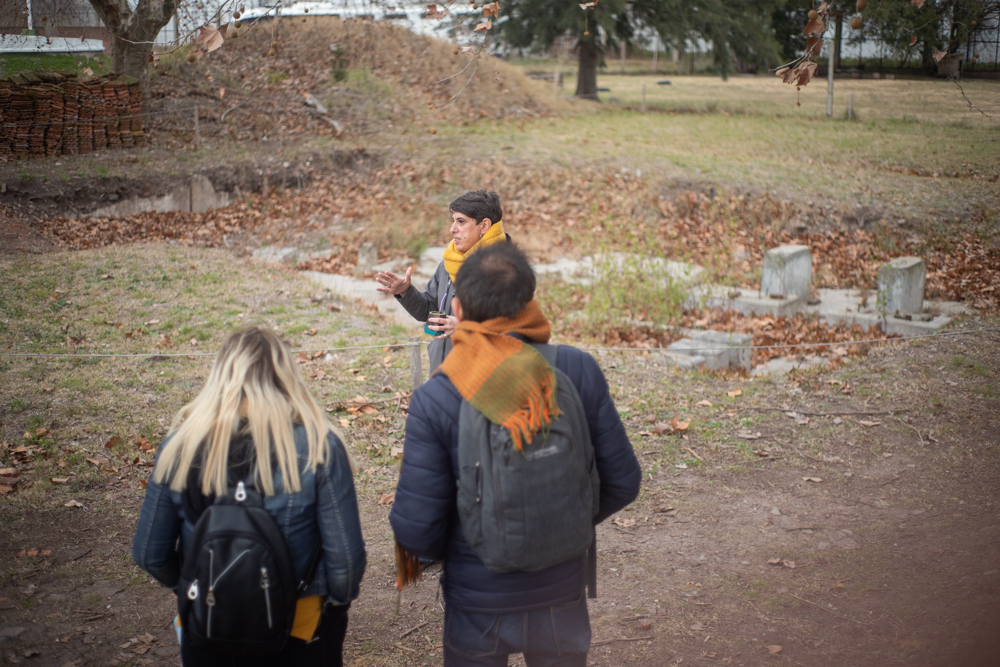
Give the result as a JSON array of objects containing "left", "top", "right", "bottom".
[{"left": 389, "top": 342, "right": 641, "bottom": 613}]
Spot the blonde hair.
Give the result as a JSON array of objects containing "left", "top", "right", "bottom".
[{"left": 153, "top": 327, "right": 351, "bottom": 496}]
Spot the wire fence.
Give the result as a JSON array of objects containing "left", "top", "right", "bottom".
[{"left": 3, "top": 326, "right": 997, "bottom": 360}]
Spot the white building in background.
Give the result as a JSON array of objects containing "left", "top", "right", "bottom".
[
  {"left": 156, "top": 0, "right": 483, "bottom": 47},
  {"left": 0, "top": 0, "right": 105, "bottom": 54},
  {"left": 0, "top": 1, "right": 482, "bottom": 54}
]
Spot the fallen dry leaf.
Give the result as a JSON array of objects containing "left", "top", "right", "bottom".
[
  {"left": 50, "top": 477, "right": 70, "bottom": 484},
  {"left": 802, "top": 477, "right": 823, "bottom": 483},
  {"left": 696, "top": 400, "right": 713, "bottom": 407},
  {"left": 768, "top": 644, "right": 783, "bottom": 654},
  {"left": 378, "top": 492, "right": 395, "bottom": 505},
  {"left": 727, "top": 389, "right": 742, "bottom": 398},
  {"left": 859, "top": 420, "right": 881, "bottom": 427},
  {"left": 64, "top": 499, "right": 84, "bottom": 508},
  {"left": 613, "top": 516, "right": 636, "bottom": 528}
]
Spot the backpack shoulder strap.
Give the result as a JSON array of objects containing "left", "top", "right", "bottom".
[
  {"left": 530, "top": 341, "right": 598, "bottom": 598},
  {"left": 528, "top": 342, "right": 559, "bottom": 369}
]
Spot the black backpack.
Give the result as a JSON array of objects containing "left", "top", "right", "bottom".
[
  {"left": 456, "top": 343, "right": 600, "bottom": 576},
  {"left": 177, "top": 478, "right": 321, "bottom": 655}
]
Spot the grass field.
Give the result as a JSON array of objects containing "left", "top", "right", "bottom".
[{"left": 386, "top": 74, "right": 1000, "bottom": 226}]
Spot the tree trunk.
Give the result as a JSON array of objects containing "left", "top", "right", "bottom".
[
  {"left": 576, "top": 38, "right": 600, "bottom": 100},
  {"left": 89, "top": 0, "right": 177, "bottom": 94}
]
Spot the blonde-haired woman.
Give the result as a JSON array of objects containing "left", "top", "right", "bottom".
[{"left": 133, "top": 327, "right": 366, "bottom": 667}]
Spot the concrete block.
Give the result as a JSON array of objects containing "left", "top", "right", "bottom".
[
  {"left": 877, "top": 257, "right": 925, "bottom": 315},
  {"left": 686, "top": 285, "right": 804, "bottom": 317},
  {"left": 882, "top": 314, "right": 953, "bottom": 336},
  {"left": 87, "top": 186, "right": 191, "bottom": 218},
  {"left": 252, "top": 246, "right": 298, "bottom": 264},
  {"left": 667, "top": 338, "right": 729, "bottom": 370},
  {"left": 418, "top": 246, "right": 447, "bottom": 277},
  {"left": 190, "top": 174, "right": 231, "bottom": 213},
  {"left": 661, "top": 351, "right": 707, "bottom": 371},
  {"left": 357, "top": 242, "right": 378, "bottom": 272},
  {"left": 761, "top": 245, "right": 812, "bottom": 299},
  {"left": 682, "top": 328, "right": 752, "bottom": 372}
]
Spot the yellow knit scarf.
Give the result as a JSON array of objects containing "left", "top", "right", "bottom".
[{"left": 441, "top": 220, "right": 507, "bottom": 283}]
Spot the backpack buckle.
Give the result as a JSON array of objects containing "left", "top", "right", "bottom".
[{"left": 234, "top": 481, "right": 247, "bottom": 503}]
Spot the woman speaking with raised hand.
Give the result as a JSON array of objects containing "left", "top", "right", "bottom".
[{"left": 375, "top": 190, "right": 510, "bottom": 372}]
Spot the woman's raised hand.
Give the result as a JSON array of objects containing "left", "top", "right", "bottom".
[{"left": 376, "top": 267, "right": 413, "bottom": 296}]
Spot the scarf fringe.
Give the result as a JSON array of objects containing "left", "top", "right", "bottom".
[
  {"left": 501, "top": 373, "right": 559, "bottom": 451},
  {"left": 394, "top": 539, "right": 422, "bottom": 590}
]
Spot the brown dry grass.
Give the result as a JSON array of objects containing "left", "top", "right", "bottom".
[{"left": 178, "top": 15, "right": 572, "bottom": 127}]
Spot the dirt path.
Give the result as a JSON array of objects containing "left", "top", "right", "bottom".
[{"left": 2, "top": 315, "right": 997, "bottom": 667}]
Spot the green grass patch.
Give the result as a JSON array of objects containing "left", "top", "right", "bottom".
[{"left": 0, "top": 53, "right": 112, "bottom": 78}]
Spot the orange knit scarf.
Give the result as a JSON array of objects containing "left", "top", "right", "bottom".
[{"left": 437, "top": 300, "right": 558, "bottom": 451}]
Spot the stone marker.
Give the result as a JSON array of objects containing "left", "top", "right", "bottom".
[
  {"left": 877, "top": 257, "right": 926, "bottom": 315},
  {"left": 761, "top": 245, "right": 812, "bottom": 299},
  {"left": 683, "top": 329, "right": 752, "bottom": 372},
  {"left": 357, "top": 242, "right": 378, "bottom": 272},
  {"left": 667, "top": 339, "right": 730, "bottom": 370}
]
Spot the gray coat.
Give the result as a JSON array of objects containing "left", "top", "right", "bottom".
[{"left": 395, "top": 260, "right": 453, "bottom": 372}]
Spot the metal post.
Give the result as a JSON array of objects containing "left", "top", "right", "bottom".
[
  {"left": 408, "top": 337, "right": 422, "bottom": 390},
  {"left": 826, "top": 46, "right": 834, "bottom": 117},
  {"left": 26, "top": 0, "right": 33, "bottom": 31},
  {"left": 642, "top": 84, "right": 646, "bottom": 113}
]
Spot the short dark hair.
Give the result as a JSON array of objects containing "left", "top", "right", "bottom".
[
  {"left": 454, "top": 243, "right": 535, "bottom": 322},
  {"left": 449, "top": 190, "right": 503, "bottom": 224}
]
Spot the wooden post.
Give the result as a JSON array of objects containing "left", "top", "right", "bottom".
[
  {"left": 408, "top": 337, "right": 422, "bottom": 390},
  {"left": 193, "top": 105, "right": 200, "bottom": 149},
  {"left": 553, "top": 66, "right": 559, "bottom": 94},
  {"left": 621, "top": 41, "right": 626, "bottom": 73},
  {"left": 641, "top": 84, "right": 646, "bottom": 113},
  {"left": 848, "top": 93, "right": 854, "bottom": 121},
  {"left": 652, "top": 34, "right": 658, "bottom": 74}
]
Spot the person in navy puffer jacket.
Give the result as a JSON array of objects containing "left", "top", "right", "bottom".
[{"left": 389, "top": 243, "right": 641, "bottom": 667}]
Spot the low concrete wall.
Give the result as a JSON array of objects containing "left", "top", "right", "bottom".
[{"left": 85, "top": 174, "right": 232, "bottom": 218}]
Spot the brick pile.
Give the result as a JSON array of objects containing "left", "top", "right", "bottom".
[{"left": 0, "top": 71, "right": 145, "bottom": 159}]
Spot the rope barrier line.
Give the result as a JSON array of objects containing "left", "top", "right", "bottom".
[
  {"left": 1, "top": 326, "right": 997, "bottom": 360},
  {"left": 0, "top": 341, "right": 420, "bottom": 359},
  {"left": 578, "top": 326, "right": 1000, "bottom": 353}
]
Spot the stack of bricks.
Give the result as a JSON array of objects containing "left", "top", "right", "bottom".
[
  {"left": 0, "top": 72, "right": 145, "bottom": 159},
  {"left": 0, "top": 80, "right": 10, "bottom": 156}
]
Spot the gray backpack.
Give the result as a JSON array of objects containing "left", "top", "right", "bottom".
[{"left": 456, "top": 343, "right": 600, "bottom": 574}]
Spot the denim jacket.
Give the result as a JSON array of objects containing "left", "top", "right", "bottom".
[{"left": 132, "top": 427, "right": 366, "bottom": 605}]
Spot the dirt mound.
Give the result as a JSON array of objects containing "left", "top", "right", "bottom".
[{"left": 145, "top": 16, "right": 563, "bottom": 149}]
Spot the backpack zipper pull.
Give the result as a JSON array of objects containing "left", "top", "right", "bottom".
[
  {"left": 260, "top": 567, "right": 274, "bottom": 629},
  {"left": 187, "top": 580, "right": 199, "bottom": 600},
  {"left": 206, "top": 588, "right": 216, "bottom": 607},
  {"left": 235, "top": 481, "right": 247, "bottom": 502}
]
